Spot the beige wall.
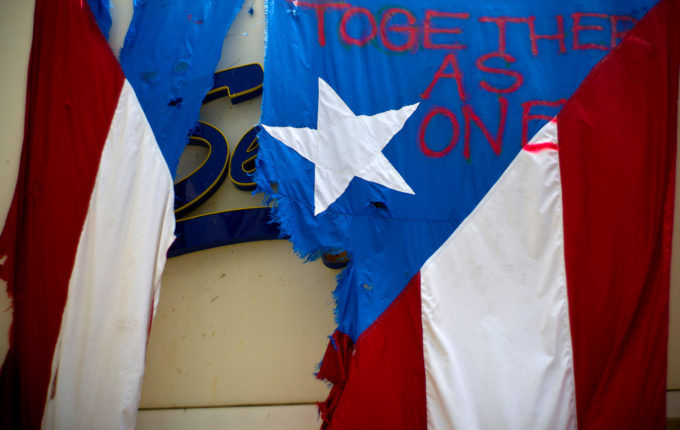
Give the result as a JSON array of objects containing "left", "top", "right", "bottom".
[
  {"left": 0, "top": 1, "right": 678, "bottom": 428},
  {"left": 0, "top": 0, "right": 34, "bottom": 367},
  {"left": 140, "top": 241, "right": 335, "bottom": 409}
]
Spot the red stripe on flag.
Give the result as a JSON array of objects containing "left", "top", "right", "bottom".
[
  {"left": 317, "top": 274, "right": 426, "bottom": 429},
  {"left": 524, "top": 142, "right": 559, "bottom": 152},
  {"left": 0, "top": 1, "right": 124, "bottom": 428},
  {"left": 558, "top": 0, "right": 680, "bottom": 427}
]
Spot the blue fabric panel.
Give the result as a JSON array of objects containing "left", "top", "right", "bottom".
[
  {"left": 256, "top": 0, "right": 659, "bottom": 341},
  {"left": 86, "top": 0, "right": 112, "bottom": 40},
  {"left": 120, "top": 0, "right": 244, "bottom": 174}
]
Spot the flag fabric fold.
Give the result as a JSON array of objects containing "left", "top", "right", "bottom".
[
  {"left": 119, "top": 0, "right": 245, "bottom": 174},
  {"left": 0, "top": 2, "right": 175, "bottom": 429},
  {"left": 1, "top": 0, "right": 250, "bottom": 427},
  {"left": 558, "top": 1, "right": 680, "bottom": 425}
]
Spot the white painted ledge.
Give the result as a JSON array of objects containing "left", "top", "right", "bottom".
[{"left": 136, "top": 404, "right": 321, "bottom": 430}]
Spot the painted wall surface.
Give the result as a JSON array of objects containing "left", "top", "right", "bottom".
[
  {"left": 0, "top": 1, "right": 678, "bottom": 428},
  {"left": 0, "top": 0, "right": 33, "bottom": 368}
]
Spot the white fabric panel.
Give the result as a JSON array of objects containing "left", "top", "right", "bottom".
[
  {"left": 421, "top": 122, "right": 577, "bottom": 430},
  {"left": 42, "top": 80, "right": 176, "bottom": 430},
  {"left": 136, "top": 404, "right": 322, "bottom": 430}
]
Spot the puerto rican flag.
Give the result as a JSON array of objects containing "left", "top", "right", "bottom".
[
  {"left": 0, "top": 1, "right": 176, "bottom": 429},
  {"left": 257, "top": 0, "right": 680, "bottom": 428},
  {"left": 0, "top": 0, "right": 242, "bottom": 428}
]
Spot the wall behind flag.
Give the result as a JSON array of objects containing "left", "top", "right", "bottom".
[
  {"left": 0, "top": 0, "right": 35, "bottom": 368},
  {"left": 0, "top": 0, "right": 678, "bottom": 427}
]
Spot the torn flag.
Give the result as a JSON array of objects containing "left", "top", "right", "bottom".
[
  {"left": 119, "top": 0, "right": 243, "bottom": 174},
  {"left": 0, "top": 2, "right": 176, "bottom": 429},
  {"left": 257, "top": 0, "right": 680, "bottom": 428},
  {"left": 0, "top": 0, "right": 248, "bottom": 426}
]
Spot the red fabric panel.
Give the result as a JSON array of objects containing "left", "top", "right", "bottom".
[
  {"left": 558, "top": 0, "right": 680, "bottom": 428},
  {"left": 0, "top": 2, "right": 124, "bottom": 428},
  {"left": 317, "top": 273, "right": 426, "bottom": 430}
]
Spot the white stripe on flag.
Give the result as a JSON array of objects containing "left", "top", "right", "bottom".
[
  {"left": 42, "top": 80, "right": 175, "bottom": 430},
  {"left": 421, "top": 122, "right": 577, "bottom": 430}
]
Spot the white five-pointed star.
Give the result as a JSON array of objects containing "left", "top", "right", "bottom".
[{"left": 262, "top": 78, "right": 419, "bottom": 215}]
